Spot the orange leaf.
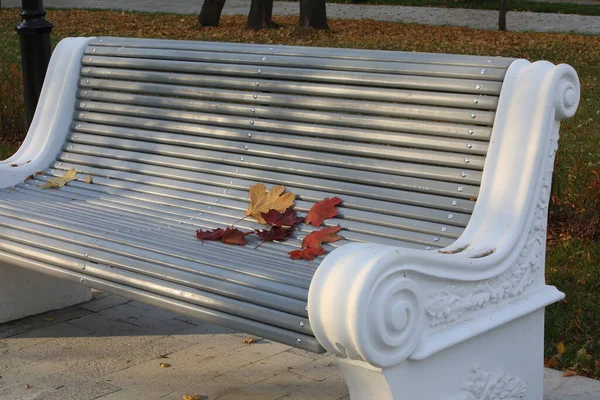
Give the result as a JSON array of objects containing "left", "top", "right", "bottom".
[
  {"left": 305, "top": 197, "right": 342, "bottom": 227},
  {"left": 302, "top": 226, "right": 343, "bottom": 249},
  {"left": 289, "top": 247, "right": 325, "bottom": 261},
  {"left": 245, "top": 183, "right": 295, "bottom": 224},
  {"left": 562, "top": 369, "right": 578, "bottom": 377}
]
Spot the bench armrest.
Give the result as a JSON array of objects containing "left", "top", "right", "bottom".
[
  {"left": 308, "top": 59, "right": 579, "bottom": 369},
  {"left": 0, "top": 37, "right": 94, "bottom": 189}
]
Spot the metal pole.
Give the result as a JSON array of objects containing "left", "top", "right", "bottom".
[{"left": 15, "top": 0, "right": 54, "bottom": 126}]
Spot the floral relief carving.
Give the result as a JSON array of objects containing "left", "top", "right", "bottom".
[
  {"left": 449, "top": 366, "right": 527, "bottom": 400},
  {"left": 425, "top": 130, "right": 559, "bottom": 327}
]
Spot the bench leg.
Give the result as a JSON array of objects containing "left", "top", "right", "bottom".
[
  {"left": 0, "top": 263, "right": 92, "bottom": 324},
  {"left": 336, "top": 309, "right": 545, "bottom": 400}
]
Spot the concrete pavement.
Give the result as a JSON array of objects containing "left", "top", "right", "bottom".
[
  {"left": 2, "top": 0, "right": 600, "bottom": 34},
  {"left": 1, "top": 291, "right": 599, "bottom": 400}
]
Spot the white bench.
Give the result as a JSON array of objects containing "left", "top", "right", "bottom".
[{"left": 0, "top": 37, "right": 580, "bottom": 399}]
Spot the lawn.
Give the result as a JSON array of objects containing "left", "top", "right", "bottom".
[
  {"left": 326, "top": 0, "right": 600, "bottom": 17},
  {"left": 1, "top": 8, "right": 599, "bottom": 379}
]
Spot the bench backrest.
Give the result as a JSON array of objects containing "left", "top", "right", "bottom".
[{"left": 64, "top": 37, "right": 516, "bottom": 250}]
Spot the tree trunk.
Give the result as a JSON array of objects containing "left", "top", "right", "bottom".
[
  {"left": 198, "top": 0, "right": 227, "bottom": 27},
  {"left": 298, "top": 0, "right": 329, "bottom": 30},
  {"left": 246, "top": 0, "right": 280, "bottom": 30},
  {"left": 498, "top": 0, "right": 507, "bottom": 31}
]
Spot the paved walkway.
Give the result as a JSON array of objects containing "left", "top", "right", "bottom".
[
  {"left": 1, "top": 291, "right": 599, "bottom": 400},
  {"left": 2, "top": 0, "right": 600, "bottom": 35}
]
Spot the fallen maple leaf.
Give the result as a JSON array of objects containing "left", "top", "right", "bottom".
[
  {"left": 289, "top": 247, "right": 325, "bottom": 261},
  {"left": 256, "top": 226, "right": 294, "bottom": 242},
  {"left": 302, "top": 226, "right": 343, "bottom": 249},
  {"left": 196, "top": 228, "right": 226, "bottom": 242},
  {"left": 242, "top": 337, "right": 254, "bottom": 344},
  {"left": 39, "top": 169, "right": 78, "bottom": 189},
  {"left": 221, "top": 227, "right": 251, "bottom": 246},
  {"left": 246, "top": 183, "right": 295, "bottom": 224},
  {"left": 305, "top": 197, "right": 342, "bottom": 227},
  {"left": 261, "top": 209, "right": 303, "bottom": 227},
  {"left": 10, "top": 164, "right": 18, "bottom": 167}
]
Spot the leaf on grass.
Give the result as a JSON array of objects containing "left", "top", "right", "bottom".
[
  {"left": 245, "top": 183, "right": 295, "bottom": 224},
  {"left": 159, "top": 362, "right": 171, "bottom": 368},
  {"left": 305, "top": 197, "right": 342, "bottom": 227},
  {"left": 556, "top": 341, "right": 566, "bottom": 355},
  {"left": 39, "top": 169, "right": 78, "bottom": 189},
  {"left": 256, "top": 226, "right": 294, "bottom": 242},
  {"left": 221, "top": 227, "right": 251, "bottom": 246},
  {"left": 289, "top": 247, "right": 325, "bottom": 261},
  {"left": 261, "top": 209, "right": 303, "bottom": 227},
  {"left": 302, "top": 226, "right": 343, "bottom": 249},
  {"left": 196, "top": 228, "right": 226, "bottom": 241},
  {"left": 242, "top": 337, "right": 254, "bottom": 344}
]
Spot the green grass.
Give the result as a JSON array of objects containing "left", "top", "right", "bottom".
[
  {"left": 326, "top": 0, "right": 600, "bottom": 17},
  {"left": 1, "top": 8, "right": 599, "bottom": 378}
]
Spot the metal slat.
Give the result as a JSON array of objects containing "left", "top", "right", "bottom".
[
  {"left": 88, "top": 37, "right": 515, "bottom": 69},
  {"left": 36, "top": 170, "right": 471, "bottom": 227},
  {"left": 78, "top": 83, "right": 496, "bottom": 127},
  {"left": 81, "top": 57, "right": 504, "bottom": 95},
  {"left": 0, "top": 250, "right": 324, "bottom": 352},
  {"left": 64, "top": 142, "right": 481, "bottom": 199},
  {"left": 74, "top": 109, "right": 486, "bottom": 170},
  {"left": 0, "top": 197, "right": 318, "bottom": 287},
  {"left": 72, "top": 124, "right": 484, "bottom": 185},
  {"left": 84, "top": 47, "right": 506, "bottom": 81},
  {"left": 80, "top": 69, "right": 499, "bottom": 111},
  {"left": 0, "top": 228, "right": 309, "bottom": 318},
  {"left": 53, "top": 153, "right": 479, "bottom": 208},
  {"left": 46, "top": 159, "right": 474, "bottom": 213}
]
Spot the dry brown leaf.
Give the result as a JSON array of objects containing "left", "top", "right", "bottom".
[
  {"left": 245, "top": 183, "right": 295, "bottom": 224},
  {"left": 39, "top": 169, "right": 78, "bottom": 189},
  {"left": 327, "top": 362, "right": 334, "bottom": 367},
  {"left": 182, "top": 395, "right": 206, "bottom": 400},
  {"left": 84, "top": 175, "right": 93, "bottom": 184},
  {"left": 24, "top": 384, "right": 30, "bottom": 389},
  {"left": 159, "top": 362, "right": 171, "bottom": 368},
  {"left": 562, "top": 369, "right": 578, "bottom": 377},
  {"left": 242, "top": 337, "right": 254, "bottom": 344}
]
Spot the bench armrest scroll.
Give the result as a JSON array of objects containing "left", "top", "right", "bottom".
[{"left": 0, "top": 37, "right": 94, "bottom": 189}]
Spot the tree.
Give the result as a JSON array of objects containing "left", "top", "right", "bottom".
[
  {"left": 246, "top": 0, "right": 280, "bottom": 30},
  {"left": 198, "top": 0, "right": 328, "bottom": 31},
  {"left": 498, "top": 0, "right": 507, "bottom": 31},
  {"left": 198, "top": 0, "right": 227, "bottom": 27}
]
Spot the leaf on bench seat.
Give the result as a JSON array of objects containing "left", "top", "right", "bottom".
[
  {"left": 245, "top": 183, "right": 296, "bottom": 224},
  {"left": 305, "top": 197, "right": 343, "bottom": 227},
  {"left": 260, "top": 209, "right": 303, "bottom": 227},
  {"left": 289, "top": 247, "right": 326, "bottom": 261},
  {"left": 302, "top": 226, "right": 343, "bottom": 249},
  {"left": 255, "top": 226, "right": 295, "bottom": 249},
  {"left": 39, "top": 169, "right": 78, "bottom": 189},
  {"left": 196, "top": 227, "right": 253, "bottom": 246}
]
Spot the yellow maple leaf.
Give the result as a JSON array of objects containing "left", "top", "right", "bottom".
[
  {"left": 39, "top": 169, "right": 78, "bottom": 189},
  {"left": 245, "top": 183, "right": 295, "bottom": 224}
]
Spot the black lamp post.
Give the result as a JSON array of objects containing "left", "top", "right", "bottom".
[{"left": 15, "top": 0, "right": 54, "bottom": 126}]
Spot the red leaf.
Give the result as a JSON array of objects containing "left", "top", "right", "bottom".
[
  {"left": 289, "top": 247, "right": 325, "bottom": 261},
  {"left": 256, "top": 226, "right": 294, "bottom": 242},
  {"left": 196, "top": 228, "right": 225, "bottom": 241},
  {"left": 261, "top": 209, "right": 303, "bottom": 227},
  {"left": 305, "top": 197, "right": 342, "bottom": 227},
  {"left": 302, "top": 226, "right": 343, "bottom": 249},
  {"left": 10, "top": 164, "right": 18, "bottom": 167},
  {"left": 221, "top": 227, "right": 252, "bottom": 246}
]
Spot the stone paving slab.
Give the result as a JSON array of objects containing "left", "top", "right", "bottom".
[
  {"left": 2, "top": 0, "right": 600, "bottom": 35},
  {"left": 0, "top": 292, "right": 599, "bottom": 399}
]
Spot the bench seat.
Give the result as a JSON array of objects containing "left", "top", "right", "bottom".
[{"left": 0, "top": 37, "right": 580, "bottom": 399}]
